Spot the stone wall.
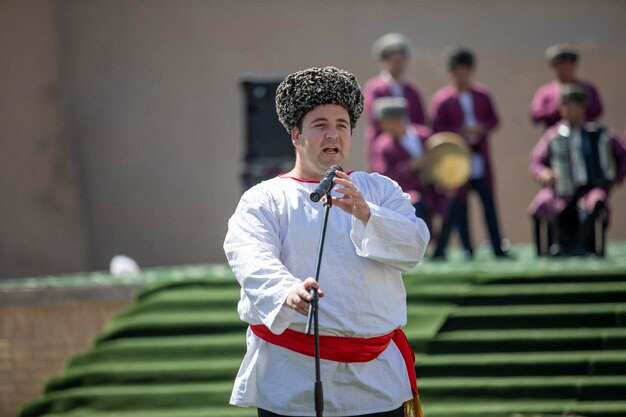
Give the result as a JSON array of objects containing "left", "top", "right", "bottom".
[{"left": 0, "top": 287, "right": 134, "bottom": 416}]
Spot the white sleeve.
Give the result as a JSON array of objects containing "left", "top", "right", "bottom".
[
  {"left": 223, "top": 185, "right": 298, "bottom": 334},
  {"left": 350, "top": 173, "right": 430, "bottom": 271}
]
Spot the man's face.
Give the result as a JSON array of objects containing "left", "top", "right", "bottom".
[
  {"left": 450, "top": 64, "right": 474, "bottom": 87},
  {"left": 552, "top": 59, "right": 577, "bottom": 82},
  {"left": 559, "top": 101, "right": 586, "bottom": 126},
  {"left": 291, "top": 104, "right": 352, "bottom": 179},
  {"left": 381, "top": 51, "right": 408, "bottom": 79}
]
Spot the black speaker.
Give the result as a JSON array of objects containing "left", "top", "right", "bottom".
[{"left": 240, "top": 78, "right": 295, "bottom": 191}]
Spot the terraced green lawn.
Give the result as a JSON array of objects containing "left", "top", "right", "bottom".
[{"left": 15, "top": 242, "right": 626, "bottom": 417}]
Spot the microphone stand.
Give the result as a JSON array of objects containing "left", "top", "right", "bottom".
[{"left": 305, "top": 190, "right": 333, "bottom": 417}]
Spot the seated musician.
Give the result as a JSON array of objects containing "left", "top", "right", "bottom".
[
  {"left": 529, "top": 85, "right": 626, "bottom": 256},
  {"left": 369, "top": 97, "right": 444, "bottom": 230}
]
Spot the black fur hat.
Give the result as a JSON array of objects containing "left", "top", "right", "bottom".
[{"left": 275, "top": 66, "right": 364, "bottom": 132}]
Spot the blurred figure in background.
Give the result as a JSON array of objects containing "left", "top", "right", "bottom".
[
  {"left": 530, "top": 44, "right": 603, "bottom": 130},
  {"left": 364, "top": 33, "right": 425, "bottom": 167},
  {"left": 369, "top": 97, "right": 446, "bottom": 233},
  {"left": 529, "top": 85, "right": 626, "bottom": 256},
  {"left": 429, "top": 47, "right": 510, "bottom": 259}
]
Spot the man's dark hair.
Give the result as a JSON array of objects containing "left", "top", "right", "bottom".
[{"left": 446, "top": 46, "right": 475, "bottom": 71}]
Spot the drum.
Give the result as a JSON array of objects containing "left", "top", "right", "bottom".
[{"left": 424, "top": 132, "right": 471, "bottom": 191}]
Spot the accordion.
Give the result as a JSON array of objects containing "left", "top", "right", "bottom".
[{"left": 549, "top": 123, "right": 617, "bottom": 197}]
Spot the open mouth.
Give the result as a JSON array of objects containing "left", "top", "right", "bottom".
[{"left": 323, "top": 146, "right": 339, "bottom": 154}]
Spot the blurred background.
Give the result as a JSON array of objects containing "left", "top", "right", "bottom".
[{"left": 2, "top": 0, "right": 626, "bottom": 279}]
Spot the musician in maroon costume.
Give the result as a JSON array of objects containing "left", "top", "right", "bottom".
[
  {"left": 429, "top": 47, "right": 509, "bottom": 259},
  {"left": 529, "top": 85, "right": 626, "bottom": 256},
  {"left": 364, "top": 33, "right": 425, "bottom": 168},
  {"left": 369, "top": 97, "right": 445, "bottom": 232},
  {"left": 530, "top": 44, "right": 603, "bottom": 130}
]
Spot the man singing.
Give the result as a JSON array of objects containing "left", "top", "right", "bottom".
[{"left": 224, "top": 67, "right": 429, "bottom": 417}]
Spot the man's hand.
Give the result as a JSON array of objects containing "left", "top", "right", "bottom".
[
  {"left": 460, "top": 124, "right": 486, "bottom": 144},
  {"left": 538, "top": 168, "right": 558, "bottom": 187},
  {"left": 408, "top": 155, "right": 430, "bottom": 172},
  {"left": 331, "top": 170, "right": 371, "bottom": 226},
  {"left": 466, "top": 124, "right": 487, "bottom": 136},
  {"left": 284, "top": 277, "right": 324, "bottom": 316}
]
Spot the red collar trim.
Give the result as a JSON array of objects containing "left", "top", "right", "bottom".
[
  {"left": 278, "top": 171, "right": 354, "bottom": 183},
  {"left": 277, "top": 174, "right": 318, "bottom": 183}
]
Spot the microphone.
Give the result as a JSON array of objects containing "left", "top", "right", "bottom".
[{"left": 310, "top": 165, "right": 343, "bottom": 202}]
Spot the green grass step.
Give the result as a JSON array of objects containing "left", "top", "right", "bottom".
[
  {"left": 415, "top": 350, "right": 626, "bottom": 377},
  {"left": 97, "top": 304, "right": 448, "bottom": 346},
  {"left": 46, "top": 359, "right": 243, "bottom": 393},
  {"left": 113, "top": 278, "right": 626, "bottom": 315},
  {"left": 20, "top": 383, "right": 235, "bottom": 417},
  {"left": 49, "top": 352, "right": 626, "bottom": 395},
  {"left": 135, "top": 275, "right": 239, "bottom": 299},
  {"left": 96, "top": 311, "right": 246, "bottom": 342},
  {"left": 477, "top": 273, "right": 626, "bottom": 285},
  {"left": 442, "top": 303, "right": 626, "bottom": 331},
  {"left": 113, "top": 287, "right": 241, "bottom": 318},
  {"left": 422, "top": 399, "right": 626, "bottom": 417},
  {"left": 25, "top": 408, "right": 256, "bottom": 417},
  {"left": 429, "top": 328, "right": 626, "bottom": 354},
  {"left": 128, "top": 282, "right": 626, "bottom": 311},
  {"left": 75, "top": 326, "right": 436, "bottom": 368},
  {"left": 407, "top": 281, "right": 626, "bottom": 306},
  {"left": 134, "top": 281, "right": 626, "bottom": 308},
  {"left": 21, "top": 379, "right": 626, "bottom": 417},
  {"left": 137, "top": 282, "right": 238, "bottom": 300},
  {"left": 129, "top": 279, "right": 477, "bottom": 314},
  {"left": 405, "top": 283, "right": 473, "bottom": 301},
  {"left": 120, "top": 286, "right": 454, "bottom": 317},
  {"left": 19, "top": 401, "right": 626, "bottom": 417},
  {"left": 72, "top": 335, "right": 247, "bottom": 367},
  {"left": 418, "top": 375, "right": 626, "bottom": 401}
]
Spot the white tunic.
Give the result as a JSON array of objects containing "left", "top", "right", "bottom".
[
  {"left": 399, "top": 126, "right": 424, "bottom": 159},
  {"left": 224, "top": 171, "right": 430, "bottom": 416},
  {"left": 380, "top": 70, "right": 405, "bottom": 98},
  {"left": 458, "top": 91, "right": 485, "bottom": 180}
]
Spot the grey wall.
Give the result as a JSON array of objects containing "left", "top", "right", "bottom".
[
  {"left": 0, "top": 0, "right": 88, "bottom": 278},
  {"left": 3, "top": 0, "right": 626, "bottom": 277}
]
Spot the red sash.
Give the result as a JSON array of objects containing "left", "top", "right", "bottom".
[{"left": 250, "top": 324, "right": 418, "bottom": 396}]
